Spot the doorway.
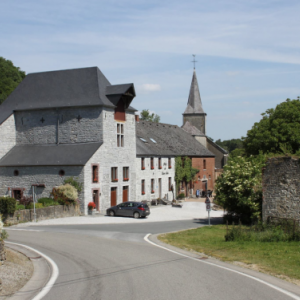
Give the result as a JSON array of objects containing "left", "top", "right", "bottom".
[
  {"left": 123, "top": 186, "right": 128, "bottom": 202},
  {"left": 12, "top": 189, "right": 22, "bottom": 200},
  {"left": 93, "top": 189, "right": 100, "bottom": 211},
  {"left": 111, "top": 187, "right": 117, "bottom": 207},
  {"left": 158, "top": 178, "right": 161, "bottom": 199}
]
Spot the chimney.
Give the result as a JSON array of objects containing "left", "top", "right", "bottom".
[{"left": 135, "top": 115, "right": 140, "bottom": 122}]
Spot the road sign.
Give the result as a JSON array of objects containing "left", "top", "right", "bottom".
[{"left": 206, "top": 204, "right": 211, "bottom": 211}]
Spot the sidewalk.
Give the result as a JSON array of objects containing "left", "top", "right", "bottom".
[{"left": 13, "top": 201, "right": 224, "bottom": 227}]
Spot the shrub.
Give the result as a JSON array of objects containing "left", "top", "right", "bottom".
[
  {"left": 28, "top": 203, "right": 43, "bottom": 209},
  {"left": 64, "top": 177, "right": 83, "bottom": 193},
  {"left": 51, "top": 184, "right": 78, "bottom": 205},
  {"left": 19, "top": 196, "right": 33, "bottom": 209},
  {"left": 177, "top": 193, "right": 185, "bottom": 199},
  {"left": 38, "top": 198, "right": 58, "bottom": 207},
  {"left": 0, "top": 197, "right": 16, "bottom": 215},
  {"left": 16, "top": 204, "right": 25, "bottom": 210}
]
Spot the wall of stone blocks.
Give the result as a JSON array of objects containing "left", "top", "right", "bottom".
[
  {"left": 262, "top": 157, "right": 300, "bottom": 223},
  {"left": 15, "top": 107, "right": 103, "bottom": 145},
  {"left": 0, "top": 166, "right": 85, "bottom": 211},
  {"left": 83, "top": 108, "right": 137, "bottom": 215},
  {"left": 0, "top": 115, "right": 16, "bottom": 160},
  {"left": 135, "top": 156, "right": 175, "bottom": 202}
]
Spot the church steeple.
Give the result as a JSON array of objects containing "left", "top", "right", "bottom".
[{"left": 182, "top": 66, "right": 207, "bottom": 135}]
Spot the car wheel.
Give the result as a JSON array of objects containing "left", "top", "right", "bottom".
[
  {"left": 133, "top": 212, "right": 140, "bottom": 219},
  {"left": 109, "top": 210, "right": 115, "bottom": 217}
]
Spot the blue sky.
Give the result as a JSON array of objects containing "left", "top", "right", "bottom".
[{"left": 1, "top": 0, "right": 300, "bottom": 140}]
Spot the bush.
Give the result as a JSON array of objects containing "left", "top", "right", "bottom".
[
  {"left": 19, "top": 196, "right": 33, "bottom": 209},
  {"left": 64, "top": 177, "right": 83, "bottom": 193},
  {"left": 51, "top": 184, "right": 78, "bottom": 205},
  {"left": 38, "top": 198, "right": 58, "bottom": 207},
  {"left": 177, "top": 193, "right": 185, "bottom": 199},
  {"left": 27, "top": 203, "right": 43, "bottom": 209},
  {"left": 0, "top": 197, "right": 16, "bottom": 215},
  {"left": 16, "top": 204, "right": 25, "bottom": 210}
]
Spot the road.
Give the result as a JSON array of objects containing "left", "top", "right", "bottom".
[{"left": 6, "top": 218, "right": 300, "bottom": 300}]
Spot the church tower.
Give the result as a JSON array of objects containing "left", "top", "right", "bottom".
[{"left": 182, "top": 69, "right": 207, "bottom": 135}]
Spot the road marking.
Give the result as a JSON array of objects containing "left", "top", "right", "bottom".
[
  {"left": 6, "top": 229, "right": 43, "bottom": 232},
  {"left": 144, "top": 234, "right": 300, "bottom": 300},
  {"left": 7, "top": 242, "right": 59, "bottom": 300}
]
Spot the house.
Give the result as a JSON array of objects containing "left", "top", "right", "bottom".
[{"left": 0, "top": 66, "right": 215, "bottom": 214}]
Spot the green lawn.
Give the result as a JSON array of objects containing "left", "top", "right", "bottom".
[{"left": 158, "top": 225, "right": 300, "bottom": 282}]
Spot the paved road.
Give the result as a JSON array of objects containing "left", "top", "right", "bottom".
[{"left": 6, "top": 218, "right": 300, "bottom": 300}]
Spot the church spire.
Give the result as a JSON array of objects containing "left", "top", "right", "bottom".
[{"left": 183, "top": 69, "right": 205, "bottom": 114}]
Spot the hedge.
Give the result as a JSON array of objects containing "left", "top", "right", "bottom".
[{"left": 0, "top": 197, "right": 16, "bottom": 215}]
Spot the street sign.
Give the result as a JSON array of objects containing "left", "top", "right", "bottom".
[{"left": 206, "top": 204, "right": 211, "bottom": 211}]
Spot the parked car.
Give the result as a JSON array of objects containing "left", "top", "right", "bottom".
[{"left": 106, "top": 201, "right": 150, "bottom": 219}]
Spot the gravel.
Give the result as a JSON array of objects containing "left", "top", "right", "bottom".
[{"left": 13, "top": 202, "right": 224, "bottom": 227}]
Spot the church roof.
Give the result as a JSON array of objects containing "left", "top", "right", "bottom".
[
  {"left": 136, "top": 121, "right": 214, "bottom": 157},
  {"left": 0, "top": 142, "right": 102, "bottom": 166},
  {"left": 182, "top": 121, "right": 205, "bottom": 136},
  {"left": 0, "top": 67, "right": 136, "bottom": 125},
  {"left": 183, "top": 70, "right": 205, "bottom": 114}
]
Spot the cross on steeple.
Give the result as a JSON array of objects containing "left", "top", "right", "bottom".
[{"left": 191, "top": 54, "right": 197, "bottom": 69}]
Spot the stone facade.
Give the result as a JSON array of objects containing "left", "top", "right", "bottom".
[
  {"left": 135, "top": 157, "right": 175, "bottom": 202},
  {"left": 0, "top": 115, "right": 16, "bottom": 160},
  {"left": 183, "top": 114, "right": 206, "bottom": 135},
  {"left": 15, "top": 107, "right": 103, "bottom": 145},
  {"left": 262, "top": 157, "right": 300, "bottom": 223}
]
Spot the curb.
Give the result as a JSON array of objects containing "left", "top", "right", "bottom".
[
  {"left": 147, "top": 233, "right": 300, "bottom": 299},
  {"left": 5, "top": 242, "right": 57, "bottom": 300}
]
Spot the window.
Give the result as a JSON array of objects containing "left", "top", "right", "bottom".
[
  {"left": 203, "top": 159, "right": 206, "bottom": 170},
  {"left": 141, "top": 179, "right": 145, "bottom": 195},
  {"left": 117, "top": 124, "right": 124, "bottom": 147},
  {"left": 111, "top": 167, "right": 118, "bottom": 182},
  {"left": 141, "top": 157, "right": 145, "bottom": 170},
  {"left": 123, "top": 167, "right": 129, "bottom": 181},
  {"left": 59, "top": 170, "right": 65, "bottom": 176},
  {"left": 151, "top": 179, "right": 155, "bottom": 193},
  {"left": 151, "top": 157, "right": 154, "bottom": 169},
  {"left": 158, "top": 158, "right": 162, "bottom": 169},
  {"left": 168, "top": 177, "right": 172, "bottom": 191},
  {"left": 92, "top": 165, "right": 99, "bottom": 183},
  {"left": 14, "top": 170, "right": 19, "bottom": 176},
  {"left": 168, "top": 158, "right": 172, "bottom": 169}
]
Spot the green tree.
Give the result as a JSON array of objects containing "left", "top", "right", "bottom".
[
  {"left": 214, "top": 154, "right": 266, "bottom": 223},
  {"left": 175, "top": 157, "right": 198, "bottom": 195},
  {"left": 243, "top": 98, "right": 300, "bottom": 155},
  {"left": 215, "top": 138, "right": 243, "bottom": 153},
  {"left": 140, "top": 109, "right": 160, "bottom": 123},
  {"left": 0, "top": 57, "right": 25, "bottom": 104}
]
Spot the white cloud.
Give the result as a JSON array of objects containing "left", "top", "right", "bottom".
[{"left": 140, "top": 84, "right": 161, "bottom": 92}]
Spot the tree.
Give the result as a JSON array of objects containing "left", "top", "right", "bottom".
[
  {"left": 175, "top": 157, "right": 198, "bottom": 195},
  {"left": 215, "top": 138, "right": 243, "bottom": 153},
  {"left": 0, "top": 57, "right": 26, "bottom": 104},
  {"left": 243, "top": 98, "right": 300, "bottom": 156},
  {"left": 214, "top": 154, "right": 266, "bottom": 223},
  {"left": 140, "top": 109, "right": 160, "bottom": 123}
]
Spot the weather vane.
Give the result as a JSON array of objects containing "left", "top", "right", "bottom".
[{"left": 191, "top": 54, "right": 197, "bottom": 69}]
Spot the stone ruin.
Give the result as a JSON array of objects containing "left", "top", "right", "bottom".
[{"left": 262, "top": 156, "right": 300, "bottom": 223}]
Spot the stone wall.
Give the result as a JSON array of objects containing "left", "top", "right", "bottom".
[
  {"left": 262, "top": 157, "right": 300, "bottom": 223},
  {"left": 15, "top": 107, "right": 103, "bottom": 145},
  {"left": 183, "top": 114, "right": 206, "bottom": 135},
  {"left": 0, "top": 115, "right": 16, "bottom": 160},
  {"left": 0, "top": 166, "right": 84, "bottom": 210},
  {"left": 3, "top": 204, "right": 81, "bottom": 225}
]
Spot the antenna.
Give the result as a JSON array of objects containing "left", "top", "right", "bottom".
[{"left": 191, "top": 54, "right": 197, "bottom": 69}]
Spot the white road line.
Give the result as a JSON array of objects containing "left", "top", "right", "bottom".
[
  {"left": 144, "top": 234, "right": 300, "bottom": 300},
  {"left": 7, "top": 242, "right": 59, "bottom": 300},
  {"left": 6, "top": 229, "right": 43, "bottom": 232}
]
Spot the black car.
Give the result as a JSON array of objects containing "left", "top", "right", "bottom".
[{"left": 106, "top": 201, "right": 150, "bottom": 219}]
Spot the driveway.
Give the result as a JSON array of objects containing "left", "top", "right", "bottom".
[{"left": 13, "top": 202, "right": 224, "bottom": 226}]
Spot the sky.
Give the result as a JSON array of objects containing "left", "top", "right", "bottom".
[{"left": 1, "top": 0, "right": 300, "bottom": 140}]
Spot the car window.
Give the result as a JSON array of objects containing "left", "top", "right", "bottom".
[
  {"left": 118, "top": 203, "right": 126, "bottom": 207},
  {"left": 127, "top": 202, "right": 135, "bottom": 207}
]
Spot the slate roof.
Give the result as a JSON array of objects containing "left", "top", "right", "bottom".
[
  {"left": 136, "top": 121, "right": 214, "bottom": 157},
  {"left": 0, "top": 143, "right": 102, "bottom": 166},
  {"left": 207, "top": 138, "right": 228, "bottom": 154},
  {"left": 0, "top": 67, "right": 137, "bottom": 125},
  {"left": 183, "top": 70, "right": 205, "bottom": 114},
  {"left": 182, "top": 121, "right": 205, "bottom": 136}
]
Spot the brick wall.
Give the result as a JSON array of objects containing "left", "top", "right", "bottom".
[
  {"left": 262, "top": 157, "right": 300, "bottom": 222},
  {"left": 0, "top": 115, "right": 16, "bottom": 160}
]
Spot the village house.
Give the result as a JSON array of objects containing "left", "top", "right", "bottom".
[{"left": 0, "top": 67, "right": 216, "bottom": 214}]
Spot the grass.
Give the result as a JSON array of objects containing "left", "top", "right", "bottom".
[{"left": 158, "top": 225, "right": 300, "bottom": 282}]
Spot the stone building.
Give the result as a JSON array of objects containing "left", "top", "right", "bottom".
[
  {"left": 182, "top": 69, "right": 228, "bottom": 170},
  {"left": 262, "top": 157, "right": 300, "bottom": 223},
  {"left": 0, "top": 66, "right": 215, "bottom": 214}
]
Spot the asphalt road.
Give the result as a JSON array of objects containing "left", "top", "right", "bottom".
[{"left": 6, "top": 218, "right": 300, "bottom": 300}]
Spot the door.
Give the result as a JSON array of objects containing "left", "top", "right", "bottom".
[
  {"left": 111, "top": 187, "right": 117, "bottom": 207},
  {"left": 123, "top": 186, "right": 128, "bottom": 203},
  {"left": 202, "top": 181, "right": 207, "bottom": 196},
  {"left": 93, "top": 190, "right": 100, "bottom": 211},
  {"left": 12, "top": 189, "right": 22, "bottom": 200},
  {"left": 158, "top": 179, "right": 161, "bottom": 199}
]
